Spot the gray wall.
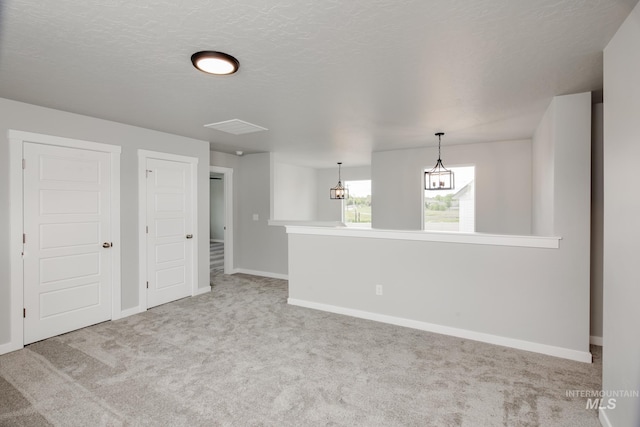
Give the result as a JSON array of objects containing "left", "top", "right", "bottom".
[
  {"left": 372, "top": 140, "right": 532, "bottom": 234},
  {"left": 272, "top": 160, "right": 317, "bottom": 221},
  {"left": 590, "top": 104, "right": 604, "bottom": 340},
  {"left": 602, "top": 3, "right": 640, "bottom": 425},
  {"left": 0, "top": 97, "right": 211, "bottom": 346},
  {"left": 209, "top": 150, "right": 240, "bottom": 170},
  {"left": 289, "top": 231, "right": 589, "bottom": 356},
  {"left": 236, "top": 153, "right": 288, "bottom": 276}
]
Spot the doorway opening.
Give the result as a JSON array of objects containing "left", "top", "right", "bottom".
[
  {"left": 209, "top": 166, "right": 234, "bottom": 276},
  {"left": 210, "top": 173, "right": 225, "bottom": 274}
]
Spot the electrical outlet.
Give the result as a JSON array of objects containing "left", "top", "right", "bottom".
[
  {"left": 376, "top": 284, "right": 383, "bottom": 296},
  {"left": 252, "top": 213, "right": 259, "bottom": 221}
]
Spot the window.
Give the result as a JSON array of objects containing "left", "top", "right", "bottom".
[
  {"left": 344, "top": 180, "right": 371, "bottom": 227},
  {"left": 424, "top": 166, "right": 475, "bottom": 232}
]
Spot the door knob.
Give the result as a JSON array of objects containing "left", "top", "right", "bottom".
[
  {"left": 102, "top": 242, "right": 112, "bottom": 248},
  {"left": 186, "top": 234, "right": 193, "bottom": 239}
]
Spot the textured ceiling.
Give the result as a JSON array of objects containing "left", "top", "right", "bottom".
[{"left": 0, "top": 0, "right": 637, "bottom": 167}]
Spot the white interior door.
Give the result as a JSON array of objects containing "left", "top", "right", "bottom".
[
  {"left": 23, "top": 142, "right": 113, "bottom": 344},
  {"left": 146, "top": 157, "right": 194, "bottom": 308}
]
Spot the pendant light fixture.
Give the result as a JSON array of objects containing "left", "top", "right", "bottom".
[
  {"left": 330, "top": 162, "right": 348, "bottom": 199},
  {"left": 425, "top": 132, "right": 454, "bottom": 190}
]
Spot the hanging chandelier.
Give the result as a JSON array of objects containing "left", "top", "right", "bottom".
[
  {"left": 425, "top": 132, "right": 454, "bottom": 190},
  {"left": 330, "top": 162, "right": 348, "bottom": 199}
]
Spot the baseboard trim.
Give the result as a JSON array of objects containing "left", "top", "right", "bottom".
[
  {"left": 590, "top": 335, "right": 603, "bottom": 346},
  {"left": 0, "top": 341, "right": 22, "bottom": 356},
  {"left": 288, "top": 298, "right": 592, "bottom": 363},
  {"left": 117, "top": 305, "right": 144, "bottom": 320},
  {"left": 234, "top": 268, "right": 288, "bottom": 280},
  {"left": 599, "top": 408, "right": 612, "bottom": 427},
  {"left": 194, "top": 286, "right": 211, "bottom": 296}
]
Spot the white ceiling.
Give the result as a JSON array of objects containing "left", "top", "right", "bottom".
[{"left": 0, "top": 0, "right": 636, "bottom": 168}]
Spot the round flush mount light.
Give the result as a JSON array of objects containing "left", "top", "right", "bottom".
[{"left": 191, "top": 51, "right": 239, "bottom": 75}]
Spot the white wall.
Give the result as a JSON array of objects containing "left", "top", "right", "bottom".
[
  {"left": 552, "top": 92, "right": 592, "bottom": 240},
  {"left": 538, "top": 94, "right": 593, "bottom": 354},
  {"left": 272, "top": 160, "right": 317, "bottom": 220},
  {"left": 531, "top": 92, "right": 593, "bottom": 347},
  {"left": 372, "top": 140, "right": 532, "bottom": 234},
  {"left": 602, "top": 3, "right": 640, "bottom": 426},
  {"left": 209, "top": 176, "right": 225, "bottom": 241},
  {"left": 536, "top": 96, "right": 601, "bottom": 341},
  {"left": 0, "top": 97, "right": 211, "bottom": 347},
  {"left": 532, "top": 103, "right": 555, "bottom": 236},
  {"left": 590, "top": 104, "right": 604, "bottom": 341}
]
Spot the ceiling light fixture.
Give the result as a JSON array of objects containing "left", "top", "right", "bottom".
[
  {"left": 191, "top": 51, "right": 239, "bottom": 75},
  {"left": 330, "top": 162, "right": 348, "bottom": 200},
  {"left": 425, "top": 132, "right": 454, "bottom": 190}
]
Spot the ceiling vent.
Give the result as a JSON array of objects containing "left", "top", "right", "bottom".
[{"left": 204, "top": 119, "right": 268, "bottom": 135}]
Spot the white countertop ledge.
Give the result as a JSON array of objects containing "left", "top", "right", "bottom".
[
  {"left": 268, "top": 220, "right": 345, "bottom": 227},
  {"left": 285, "top": 226, "right": 561, "bottom": 249}
]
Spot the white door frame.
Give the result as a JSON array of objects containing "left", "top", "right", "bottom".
[
  {"left": 210, "top": 166, "right": 234, "bottom": 274},
  {"left": 6, "top": 130, "right": 121, "bottom": 355},
  {"left": 138, "top": 150, "right": 199, "bottom": 311}
]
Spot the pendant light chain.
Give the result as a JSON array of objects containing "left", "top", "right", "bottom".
[{"left": 330, "top": 162, "right": 348, "bottom": 199}]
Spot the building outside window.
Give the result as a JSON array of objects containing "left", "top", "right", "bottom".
[
  {"left": 424, "top": 166, "right": 475, "bottom": 232},
  {"left": 344, "top": 180, "right": 371, "bottom": 227}
]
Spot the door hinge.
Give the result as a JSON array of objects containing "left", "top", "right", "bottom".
[
  {"left": 23, "top": 308, "right": 26, "bottom": 318},
  {"left": 23, "top": 233, "right": 26, "bottom": 244},
  {"left": 146, "top": 226, "right": 148, "bottom": 234},
  {"left": 146, "top": 281, "right": 149, "bottom": 289},
  {"left": 22, "top": 159, "right": 26, "bottom": 169}
]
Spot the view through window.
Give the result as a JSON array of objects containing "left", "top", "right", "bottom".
[
  {"left": 344, "top": 180, "right": 371, "bottom": 226},
  {"left": 424, "top": 166, "right": 475, "bottom": 232}
]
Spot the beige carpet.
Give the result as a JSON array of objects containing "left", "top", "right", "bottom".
[{"left": 0, "top": 273, "right": 601, "bottom": 426}]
